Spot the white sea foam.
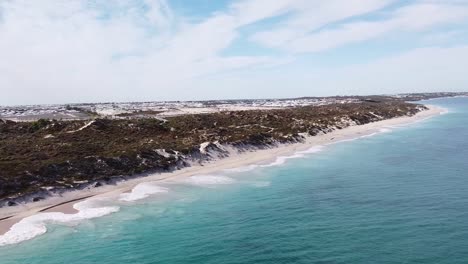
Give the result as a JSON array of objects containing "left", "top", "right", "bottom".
[
  {"left": 260, "top": 153, "right": 305, "bottom": 167},
  {"left": 260, "top": 146, "right": 324, "bottom": 168},
  {"left": 224, "top": 146, "right": 325, "bottom": 172},
  {"left": 346, "top": 127, "right": 392, "bottom": 142},
  {"left": 119, "top": 183, "right": 169, "bottom": 202},
  {"left": 329, "top": 129, "right": 391, "bottom": 145},
  {"left": 186, "top": 175, "right": 236, "bottom": 185},
  {"left": 364, "top": 132, "right": 378, "bottom": 138},
  {"left": 0, "top": 199, "right": 119, "bottom": 247},
  {"left": 297, "top": 145, "right": 325, "bottom": 154},
  {"left": 333, "top": 137, "right": 359, "bottom": 144},
  {"left": 223, "top": 164, "right": 259, "bottom": 173},
  {"left": 379, "top": 128, "right": 392, "bottom": 133}
]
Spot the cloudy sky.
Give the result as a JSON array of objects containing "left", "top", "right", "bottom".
[{"left": 1, "top": 0, "right": 467, "bottom": 105}]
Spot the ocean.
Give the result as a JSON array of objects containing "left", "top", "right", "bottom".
[{"left": 1, "top": 97, "right": 468, "bottom": 263}]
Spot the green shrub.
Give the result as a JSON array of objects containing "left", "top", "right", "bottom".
[{"left": 29, "top": 119, "right": 50, "bottom": 132}]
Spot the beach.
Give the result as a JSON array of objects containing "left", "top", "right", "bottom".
[{"left": 0, "top": 104, "right": 444, "bottom": 241}]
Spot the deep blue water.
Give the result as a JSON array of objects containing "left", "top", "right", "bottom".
[{"left": 1, "top": 97, "right": 468, "bottom": 263}]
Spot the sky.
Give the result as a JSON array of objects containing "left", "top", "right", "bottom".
[{"left": 0, "top": 0, "right": 467, "bottom": 105}]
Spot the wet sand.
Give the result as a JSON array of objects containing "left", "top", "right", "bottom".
[{"left": 0, "top": 105, "right": 444, "bottom": 236}]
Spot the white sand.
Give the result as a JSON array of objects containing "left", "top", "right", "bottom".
[{"left": 0, "top": 105, "right": 444, "bottom": 237}]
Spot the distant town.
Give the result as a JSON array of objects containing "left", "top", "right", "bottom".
[{"left": 1, "top": 92, "right": 466, "bottom": 122}]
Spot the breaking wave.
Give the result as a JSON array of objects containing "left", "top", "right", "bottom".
[
  {"left": 119, "top": 183, "right": 169, "bottom": 202},
  {"left": 0, "top": 198, "right": 119, "bottom": 247},
  {"left": 261, "top": 146, "right": 325, "bottom": 168},
  {"left": 297, "top": 145, "right": 325, "bottom": 154},
  {"left": 223, "top": 164, "right": 260, "bottom": 173},
  {"left": 224, "top": 146, "right": 325, "bottom": 172},
  {"left": 379, "top": 128, "right": 392, "bottom": 133},
  {"left": 186, "top": 175, "right": 236, "bottom": 186}
]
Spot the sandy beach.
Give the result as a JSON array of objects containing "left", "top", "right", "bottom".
[{"left": 0, "top": 105, "right": 444, "bottom": 238}]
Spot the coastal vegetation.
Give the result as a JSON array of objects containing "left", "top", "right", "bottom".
[{"left": 0, "top": 98, "right": 426, "bottom": 206}]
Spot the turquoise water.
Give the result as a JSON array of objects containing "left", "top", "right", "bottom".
[{"left": 1, "top": 97, "right": 468, "bottom": 263}]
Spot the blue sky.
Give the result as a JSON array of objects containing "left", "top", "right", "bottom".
[{"left": 0, "top": 0, "right": 468, "bottom": 105}]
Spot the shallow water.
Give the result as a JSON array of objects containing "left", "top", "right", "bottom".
[{"left": 1, "top": 97, "right": 468, "bottom": 263}]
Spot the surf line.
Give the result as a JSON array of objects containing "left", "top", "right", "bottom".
[{"left": 38, "top": 195, "right": 95, "bottom": 212}]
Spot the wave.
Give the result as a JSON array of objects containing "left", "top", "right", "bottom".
[
  {"left": 333, "top": 137, "right": 359, "bottom": 143},
  {"left": 223, "top": 164, "right": 259, "bottom": 173},
  {"left": 261, "top": 145, "right": 325, "bottom": 168},
  {"left": 224, "top": 146, "right": 325, "bottom": 173},
  {"left": 379, "top": 128, "right": 392, "bottom": 133},
  {"left": 4, "top": 115, "right": 426, "bottom": 247},
  {"left": 186, "top": 175, "right": 236, "bottom": 186},
  {"left": 358, "top": 132, "right": 379, "bottom": 139},
  {"left": 0, "top": 198, "right": 119, "bottom": 247},
  {"left": 260, "top": 153, "right": 305, "bottom": 167},
  {"left": 358, "top": 127, "right": 392, "bottom": 139},
  {"left": 297, "top": 145, "right": 325, "bottom": 154},
  {"left": 0, "top": 146, "right": 324, "bottom": 246},
  {"left": 119, "top": 183, "right": 169, "bottom": 202},
  {"left": 327, "top": 127, "right": 394, "bottom": 146}
]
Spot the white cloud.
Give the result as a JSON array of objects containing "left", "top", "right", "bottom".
[
  {"left": 250, "top": 0, "right": 396, "bottom": 49},
  {"left": 143, "top": 0, "right": 173, "bottom": 28},
  {"left": 229, "top": 0, "right": 294, "bottom": 26},
  {"left": 252, "top": 2, "right": 468, "bottom": 53},
  {"left": 0, "top": 0, "right": 287, "bottom": 104},
  {"left": 0, "top": 0, "right": 467, "bottom": 105}
]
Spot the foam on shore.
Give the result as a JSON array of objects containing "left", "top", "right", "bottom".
[
  {"left": 0, "top": 105, "right": 445, "bottom": 247},
  {"left": 297, "top": 145, "right": 325, "bottom": 154},
  {"left": 260, "top": 153, "right": 305, "bottom": 167},
  {"left": 119, "top": 183, "right": 169, "bottom": 202},
  {"left": 223, "top": 164, "right": 260, "bottom": 173},
  {"left": 379, "top": 128, "right": 392, "bottom": 133},
  {"left": 261, "top": 145, "right": 325, "bottom": 167},
  {"left": 0, "top": 198, "right": 119, "bottom": 247},
  {"left": 186, "top": 175, "right": 236, "bottom": 185},
  {"left": 225, "top": 146, "right": 325, "bottom": 173}
]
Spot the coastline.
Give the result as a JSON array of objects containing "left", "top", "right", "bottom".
[{"left": 0, "top": 105, "right": 445, "bottom": 243}]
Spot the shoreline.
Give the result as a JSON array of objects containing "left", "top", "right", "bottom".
[{"left": 0, "top": 105, "right": 445, "bottom": 241}]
